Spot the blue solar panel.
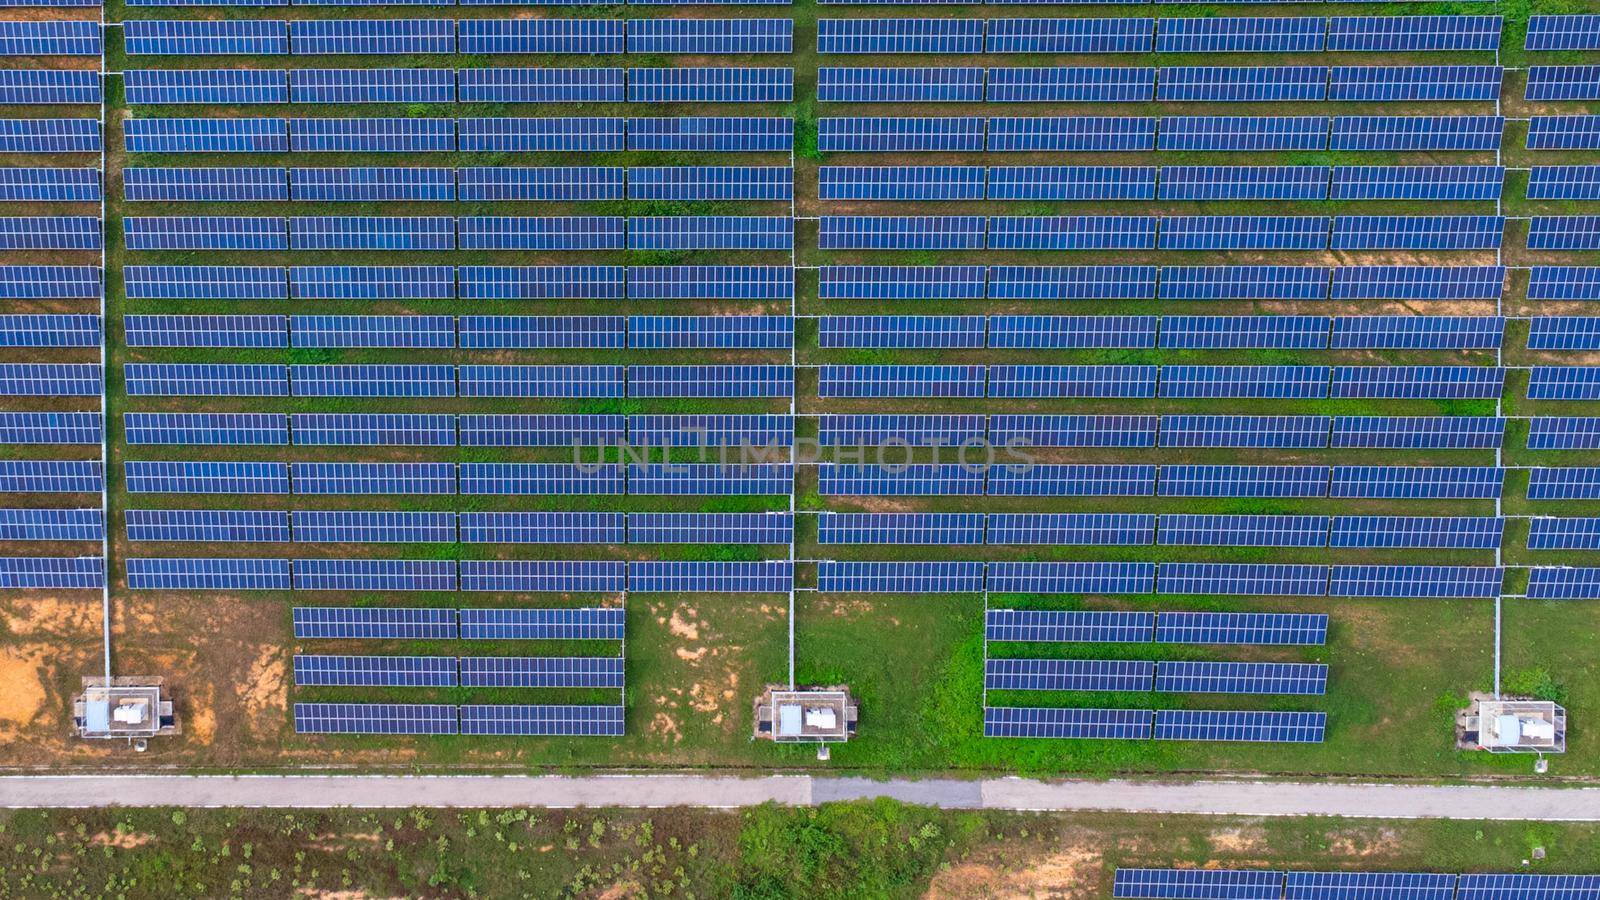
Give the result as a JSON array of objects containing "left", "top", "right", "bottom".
[
  {"left": 1328, "top": 15, "right": 1501, "bottom": 52},
  {"left": 989, "top": 315, "right": 1156, "bottom": 350},
  {"left": 289, "top": 118, "right": 453, "bottom": 153},
  {"left": 1158, "top": 465, "right": 1327, "bottom": 499},
  {"left": 126, "top": 509, "right": 287, "bottom": 544},
  {"left": 1162, "top": 415, "right": 1330, "bottom": 449},
  {"left": 0, "top": 460, "right": 101, "bottom": 493},
  {"left": 629, "top": 512, "right": 791, "bottom": 545},
  {"left": 127, "top": 558, "right": 287, "bottom": 591},
  {"left": 1161, "top": 365, "right": 1328, "bottom": 400},
  {"left": 0, "top": 557, "right": 102, "bottom": 590},
  {"left": 1159, "top": 115, "right": 1326, "bottom": 152},
  {"left": 123, "top": 166, "right": 281, "bottom": 203},
  {"left": 1331, "top": 466, "right": 1504, "bottom": 500},
  {"left": 125, "top": 412, "right": 286, "bottom": 446},
  {"left": 1332, "top": 65, "right": 1501, "bottom": 102},
  {"left": 991, "top": 66, "right": 1155, "bottom": 102},
  {"left": 459, "top": 607, "right": 623, "bottom": 642},
  {"left": 628, "top": 215, "right": 791, "bottom": 251},
  {"left": 819, "top": 315, "right": 983, "bottom": 350},
  {"left": 1290, "top": 873, "right": 1455, "bottom": 900},
  {"left": 985, "top": 658, "right": 1154, "bottom": 693},
  {"left": 1159, "top": 165, "right": 1325, "bottom": 201},
  {"left": 461, "top": 463, "right": 623, "bottom": 496},
  {"left": 1156, "top": 612, "right": 1327, "bottom": 646},
  {"left": 123, "top": 19, "right": 285, "bottom": 56},
  {"left": 819, "top": 463, "right": 982, "bottom": 497},
  {"left": 628, "top": 364, "right": 789, "bottom": 398},
  {"left": 1159, "top": 266, "right": 1330, "bottom": 301},
  {"left": 291, "top": 414, "right": 453, "bottom": 448},
  {"left": 989, "top": 165, "right": 1154, "bottom": 201},
  {"left": 124, "top": 265, "right": 285, "bottom": 301},
  {"left": 986, "top": 610, "right": 1154, "bottom": 644},
  {"left": 125, "top": 461, "right": 286, "bottom": 495},
  {"left": 991, "top": 116, "right": 1155, "bottom": 152},
  {"left": 1160, "top": 315, "right": 1327, "bottom": 350},
  {"left": 821, "top": 164, "right": 983, "bottom": 201},
  {"left": 1331, "top": 266, "right": 1504, "bottom": 302},
  {"left": 294, "top": 704, "right": 455, "bottom": 736},
  {"left": 1529, "top": 518, "right": 1600, "bottom": 551},
  {"left": 460, "top": 117, "right": 622, "bottom": 152},
  {"left": 464, "top": 413, "right": 624, "bottom": 448},
  {"left": 818, "top": 512, "right": 983, "bottom": 546},
  {"left": 989, "top": 513, "right": 1155, "bottom": 546},
  {"left": 1333, "top": 165, "right": 1503, "bottom": 201},
  {"left": 1527, "top": 15, "right": 1600, "bottom": 52},
  {"left": 630, "top": 18, "right": 790, "bottom": 54},
  {"left": 0, "top": 69, "right": 100, "bottom": 104},
  {"left": 819, "top": 66, "right": 982, "bottom": 102},
  {"left": 984, "top": 707, "right": 1152, "bottom": 741},
  {"left": 1528, "top": 116, "right": 1600, "bottom": 151},
  {"left": 1529, "top": 216, "right": 1600, "bottom": 252},
  {"left": 629, "top": 414, "right": 792, "bottom": 448},
  {"left": 1334, "top": 215, "right": 1504, "bottom": 251},
  {"left": 294, "top": 263, "right": 453, "bottom": 300},
  {"left": 629, "top": 463, "right": 790, "bottom": 496},
  {"left": 459, "top": 512, "right": 623, "bottom": 545},
  {"left": 0, "top": 119, "right": 99, "bottom": 154},
  {"left": 293, "top": 607, "right": 456, "bottom": 641},
  {"left": 629, "top": 66, "right": 791, "bottom": 103},
  {"left": 1530, "top": 417, "right": 1600, "bottom": 451},
  {"left": 1526, "top": 569, "right": 1600, "bottom": 601},
  {"left": 1333, "top": 416, "right": 1503, "bottom": 450},
  {"left": 459, "top": 705, "right": 623, "bottom": 738},
  {"left": 1329, "top": 565, "right": 1502, "bottom": 599},
  {"left": 290, "top": 216, "right": 453, "bottom": 251},
  {"left": 292, "top": 462, "right": 454, "bottom": 495},
  {"left": 1160, "top": 514, "right": 1328, "bottom": 548},
  {"left": 1460, "top": 872, "right": 1600, "bottom": 897},
  {"left": 1332, "top": 315, "right": 1504, "bottom": 350},
  {"left": 1156, "top": 661, "right": 1326, "bottom": 696},
  {"left": 295, "top": 558, "right": 455, "bottom": 592},
  {"left": 820, "top": 19, "right": 982, "bottom": 55},
  {"left": 1114, "top": 869, "right": 1285, "bottom": 900},
  {"left": 1332, "top": 516, "right": 1502, "bottom": 549},
  {"left": 0, "top": 167, "right": 98, "bottom": 202},
  {"left": 989, "top": 464, "right": 1158, "bottom": 497},
  {"left": 290, "top": 68, "right": 453, "bottom": 104},
  {"left": 1531, "top": 366, "right": 1600, "bottom": 401},
  {"left": 1531, "top": 467, "right": 1600, "bottom": 500},
  {"left": 124, "top": 69, "right": 281, "bottom": 105},
  {"left": 291, "top": 315, "right": 452, "bottom": 350},
  {"left": 458, "top": 18, "right": 623, "bottom": 54},
  {"left": 990, "top": 265, "right": 1156, "bottom": 300},
  {"left": 1159, "top": 563, "right": 1327, "bottom": 597},
  {"left": 125, "top": 216, "right": 284, "bottom": 251},
  {"left": 458, "top": 316, "right": 622, "bottom": 351},
  {"left": 630, "top": 560, "right": 792, "bottom": 593},
  {"left": 628, "top": 117, "right": 790, "bottom": 152},
  {"left": 294, "top": 511, "right": 453, "bottom": 544},
  {"left": 1332, "top": 115, "right": 1503, "bottom": 152},
  {"left": 460, "top": 266, "right": 623, "bottom": 302},
  {"left": 818, "top": 266, "right": 985, "bottom": 302},
  {"left": 1332, "top": 365, "right": 1503, "bottom": 400},
  {"left": 0, "top": 509, "right": 101, "bottom": 542},
  {"left": 631, "top": 315, "right": 792, "bottom": 350},
  {"left": 991, "top": 17, "right": 1152, "bottom": 54},
  {"left": 0, "top": 314, "right": 98, "bottom": 348},
  {"left": 290, "top": 166, "right": 454, "bottom": 202},
  {"left": 990, "top": 414, "right": 1158, "bottom": 448},
  {"left": 125, "top": 314, "right": 285, "bottom": 349},
  {"left": 1157, "top": 17, "right": 1322, "bottom": 54},
  {"left": 1159, "top": 66, "right": 1325, "bottom": 103},
  {"left": 1163, "top": 216, "right": 1328, "bottom": 251},
  {"left": 0, "top": 216, "right": 99, "bottom": 250},
  {"left": 1527, "top": 66, "right": 1600, "bottom": 102},
  {"left": 0, "top": 266, "right": 99, "bottom": 300},
  {"left": 294, "top": 655, "right": 455, "bottom": 689},
  {"left": 460, "top": 560, "right": 625, "bottom": 594},
  {"left": 291, "top": 363, "right": 453, "bottom": 398},
  {"left": 819, "top": 364, "right": 982, "bottom": 398},
  {"left": 989, "top": 215, "right": 1156, "bottom": 251},
  {"left": 988, "top": 561, "right": 1155, "bottom": 595},
  {"left": 460, "top": 657, "right": 624, "bottom": 690},
  {"left": 1531, "top": 317, "right": 1600, "bottom": 351},
  {"left": 819, "top": 560, "right": 981, "bottom": 594},
  {"left": 1153, "top": 710, "right": 1325, "bottom": 743},
  {"left": 818, "top": 415, "right": 984, "bottom": 447},
  {"left": 457, "top": 364, "right": 621, "bottom": 398},
  {"left": 122, "top": 363, "right": 277, "bottom": 398},
  {"left": 821, "top": 215, "right": 983, "bottom": 250}
]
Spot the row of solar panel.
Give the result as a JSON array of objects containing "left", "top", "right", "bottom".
[
  {"left": 122, "top": 165, "right": 792, "bottom": 203},
  {"left": 293, "top": 654, "right": 624, "bottom": 689},
  {"left": 294, "top": 703, "right": 623, "bottom": 737},
  {"left": 809, "top": 365, "right": 1516, "bottom": 400},
  {"left": 124, "top": 315, "right": 804, "bottom": 349},
  {"left": 102, "top": 558, "right": 1577, "bottom": 598},
  {"left": 813, "top": 215, "right": 1590, "bottom": 252},
  {"left": 128, "top": 509, "right": 794, "bottom": 545},
  {"left": 118, "top": 264, "right": 796, "bottom": 301},
  {"left": 123, "top": 558, "right": 799, "bottom": 592},
  {"left": 119, "top": 461, "right": 796, "bottom": 494},
  {"left": 816, "top": 15, "right": 1507, "bottom": 55},
  {"left": 119, "top": 363, "right": 798, "bottom": 398},
  {"left": 111, "top": 314, "right": 1600, "bottom": 352},
  {"left": 113, "top": 263, "right": 1600, "bottom": 303},
  {"left": 1112, "top": 868, "right": 1600, "bottom": 900},
  {"left": 816, "top": 164, "right": 1544, "bottom": 202},
  {"left": 0, "top": 508, "right": 102, "bottom": 541},
  {"left": 984, "top": 659, "right": 1328, "bottom": 695},
  {"left": 293, "top": 605, "right": 624, "bottom": 641},
  {"left": 983, "top": 707, "right": 1325, "bottom": 742},
  {"left": 122, "top": 18, "right": 792, "bottom": 56},
  {"left": 118, "top": 216, "right": 792, "bottom": 252},
  {"left": 985, "top": 610, "right": 1329, "bottom": 646},
  {"left": 119, "top": 116, "right": 794, "bottom": 154},
  {"left": 0, "top": 460, "right": 103, "bottom": 493},
  {"left": 117, "top": 67, "right": 795, "bottom": 106}
]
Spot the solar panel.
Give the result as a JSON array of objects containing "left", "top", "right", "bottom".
[
  {"left": 990, "top": 414, "right": 1158, "bottom": 448},
  {"left": 0, "top": 69, "right": 100, "bottom": 104},
  {"left": 1457, "top": 875, "right": 1600, "bottom": 900},
  {"left": 1329, "top": 565, "right": 1503, "bottom": 599},
  {"left": 0, "top": 557, "right": 102, "bottom": 590},
  {"left": 1158, "top": 465, "right": 1327, "bottom": 499},
  {"left": 821, "top": 164, "right": 983, "bottom": 201},
  {"left": 1157, "top": 17, "right": 1322, "bottom": 54},
  {"left": 1331, "top": 466, "right": 1504, "bottom": 500},
  {"left": 464, "top": 216, "right": 626, "bottom": 251},
  {"left": 1527, "top": 66, "right": 1600, "bottom": 102},
  {"left": 294, "top": 558, "right": 455, "bottom": 592},
  {"left": 1529, "top": 518, "right": 1600, "bottom": 551},
  {"left": 461, "top": 463, "right": 623, "bottom": 495},
  {"left": 989, "top": 315, "right": 1155, "bottom": 350},
  {"left": 292, "top": 268, "right": 449, "bottom": 303},
  {"left": 1114, "top": 869, "right": 1285, "bottom": 900},
  {"left": 1530, "top": 366, "right": 1600, "bottom": 401},
  {"left": 126, "top": 557, "right": 289, "bottom": 591},
  {"left": 294, "top": 655, "right": 455, "bottom": 689},
  {"left": 628, "top": 215, "right": 791, "bottom": 251},
  {"left": 1527, "top": 15, "right": 1600, "bottom": 52},
  {"left": 1161, "top": 365, "right": 1329, "bottom": 400},
  {"left": 294, "top": 703, "right": 455, "bottom": 736},
  {"left": 0, "top": 118, "right": 99, "bottom": 154},
  {"left": 0, "top": 216, "right": 100, "bottom": 250},
  {"left": 126, "top": 509, "right": 288, "bottom": 544},
  {"left": 1159, "top": 514, "right": 1327, "bottom": 548},
  {"left": 1159, "top": 115, "right": 1325, "bottom": 152},
  {"left": 1284, "top": 872, "right": 1455, "bottom": 900},
  {"left": 991, "top": 116, "right": 1155, "bottom": 152},
  {"left": 1332, "top": 315, "right": 1503, "bottom": 350},
  {"left": 1160, "top": 315, "right": 1327, "bottom": 350},
  {"left": 990, "top": 66, "right": 1155, "bottom": 102},
  {"left": 0, "top": 266, "right": 99, "bottom": 300},
  {"left": 460, "top": 116, "right": 622, "bottom": 152},
  {"left": 460, "top": 657, "right": 624, "bottom": 690},
  {"left": 291, "top": 462, "right": 454, "bottom": 494},
  {"left": 125, "top": 117, "right": 284, "bottom": 154},
  {"left": 1526, "top": 569, "right": 1600, "bottom": 601},
  {"left": 291, "top": 166, "right": 454, "bottom": 202},
  {"left": 628, "top": 67, "right": 792, "bottom": 103},
  {"left": 819, "top": 463, "right": 982, "bottom": 496},
  {"left": 1332, "top": 115, "right": 1503, "bottom": 152},
  {"left": 460, "top": 560, "right": 625, "bottom": 594},
  {"left": 990, "top": 165, "right": 1155, "bottom": 201},
  {"left": 990, "top": 17, "right": 1153, "bottom": 54},
  {"left": 290, "top": 216, "right": 453, "bottom": 251},
  {"left": 821, "top": 215, "right": 983, "bottom": 250},
  {"left": 988, "top": 513, "right": 1155, "bottom": 546},
  {"left": 459, "top": 706, "right": 623, "bottom": 737},
  {"left": 126, "top": 314, "right": 286, "bottom": 349},
  {"left": 124, "top": 265, "right": 285, "bottom": 301},
  {"left": 0, "top": 167, "right": 98, "bottom": 202},
  {"left": 459, "top": 607, "right": 624, "bottom": 641},
  {"left": 459, "top": 266, "right": 622, "bottom": 302},
  {"left": 1156, "top": 612, "right": 1327, "bottom": 646},
  {"left": 123, "top": 19, "right": 286, "bottom": 56},
  {"left": 1332, "top": 165, "right": 1503, "bottom": 201},
  {"left": 1159, "top": 266, "right": 1330, "bottom": 301},
  {"left": 0, "top": 313, "right": 99, "bottom": 348},
  {"left": 0, "top": 509, "right": 101, "bottom": 542},
  {"left": 292, "top": 607, "right": 456, "bottom": 640},
  {"left": 1161, "top": 415, "right": 1330, "bottom": 449},
  {"left": 818, "top": 560, "right": 983, "bottom": 593},
  {"left": 630, "top": 18, "right": 791, "bottom": 54},
  {"left": 1330, "top": 365, "right": 1504, "bottom": 400},
  {"left": 1527, "top": 165, "right": 1600, "bottom": 202},
  {"left": 1332, "top": 416, "right": 1503, "bottom": 450},
  {"left": 290, "top": 68, "right": 453, "bottom": 104},
  {"left": 1331, "top": 516, "right": 1502, "bottom": 550},
  {"left": 628, "top": 413, "right": 792, "bottom": 448},
  {"left": 818, "top": 315, "right": 983, "bottom": 350},
  {"left": 1331, "top": 266, "right": 1504, "bottom": 302},
  {"left": 124, "top": 216, "right": 285, "bottom": 251},
  {"left": 459, "top": 512, "right": 623, "bottom": 545},
  {"left": 1530, "top": 417, "right": 1600, "bottom": 451},
  {"left": 291, "top": 363, "right": 453, "bottom": 398},
  {"left": 983, "top": 707, "right": 1152, "bottom": 740},
  {"left": 1153, "top": 710, "right": 1325, "bottom": 743},
  {"left": 819, "top": 19, "right": 983, "bottom": 55},
  {"left": 289, "top": 117, "right": 453, "bottom": 154},
  {"left": 1155, "top": 661, "right": 1326, "bottom": 696},
  {"left": 291, "top": 414, "right": 453, "bottom": 448},
  {"left": 628, "top": 463, "right": 791, "bottom": 496},
  {"left": 1160, "top": 216, "right": 1328, "bottom": 251},
  {"left": 629, "top": 265, "right": 791, "bottom": 301},
  {"left": 124, "top": 362, "right": 280, "bottom": 398},
  {"left": 458, "top": 18, "right": 623, "bottom": 54},
  {"left": 125, "top": 412, "right": 287, "bottom": 446},
  {"left": 124, "top": 461, "right": 287, "bottom": 495},
  {"left": 987, "top": 561, "right": 1156, "bottom": 595},
  {"left": 1158, "top": 65, "right": 1325, "bottom": 103},
  {"left": 817, "top": 414, "right": 984, "bottom": 447},
  {"left": 629, "top": 512, "right": 792, "bottom": 545},
  {"left": 294, "top": 511, "right": 454, "bottom": 544},
  {"left": 627, "top": 117, "right": 790, "bottom": 152},
  {"left": 990, "top": 265, "right": 1156, "bottom": 300},
  {"left": 1529, "top": 216, "right": 1600, "bottom": 252},
  {"left": 630, "top": 561, "right": 792, "bottom": 593},
  {"left": 988, "top": 464, "right": 1157, "bottom": 497},
  {"left": 985, "top": 609, "right": 1154, "bottom": 644},
  {"left": 0, "top": 460, "right": 101, "bottom": 493},
  {"left": 989, "top": 215, "right": 1156, "bottom": 251},
  {"left": 0, "top": 413, "right": 99, "bottom": 441},
  {"left": 1528, "top": 116, "right": 1600, "bottom": 151},
  {"left": 818, "top": 266, "right": 985, "bottom": 302},
  {"left": 818, "top": 512, "right": 983, "bottom": 546},
  {"left": 1331, "top": 65, "right": 1501, "bottom": 102},
  {"left": 1159, "top": 563, "right": 1327, "bottom": 597},
  {"left": 1158, "top": 165, "right": 1325, "bottom": 201},
  {"left": 628, "top": 364, "right": 789, "bottom": 398},
  {"left": 818, "top": 364, "right": 983, "bottom": 398},
  {"left": 818, "top": 66, "right": 982, "bottom": 102},
  {"left": 1328, "top": 15, "right": 1501, "bottom": 52},
  {"left": 1533, "top": 316, "right": 1600, "bottom": 352},
  {"left": 985, "top": 658, "right": 1154, "bottom": 693},
  {"left": 124, "top": 69, "right": 281, "bottom": 105}
]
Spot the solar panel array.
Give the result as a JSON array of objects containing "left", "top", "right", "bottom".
[{"left": 1116, "top": 870, "right": 1600, "bottom": 900}]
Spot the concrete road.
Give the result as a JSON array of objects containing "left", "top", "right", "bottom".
[{"left": 1, "top": 775, "right": 1596, "bottom": 819}]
